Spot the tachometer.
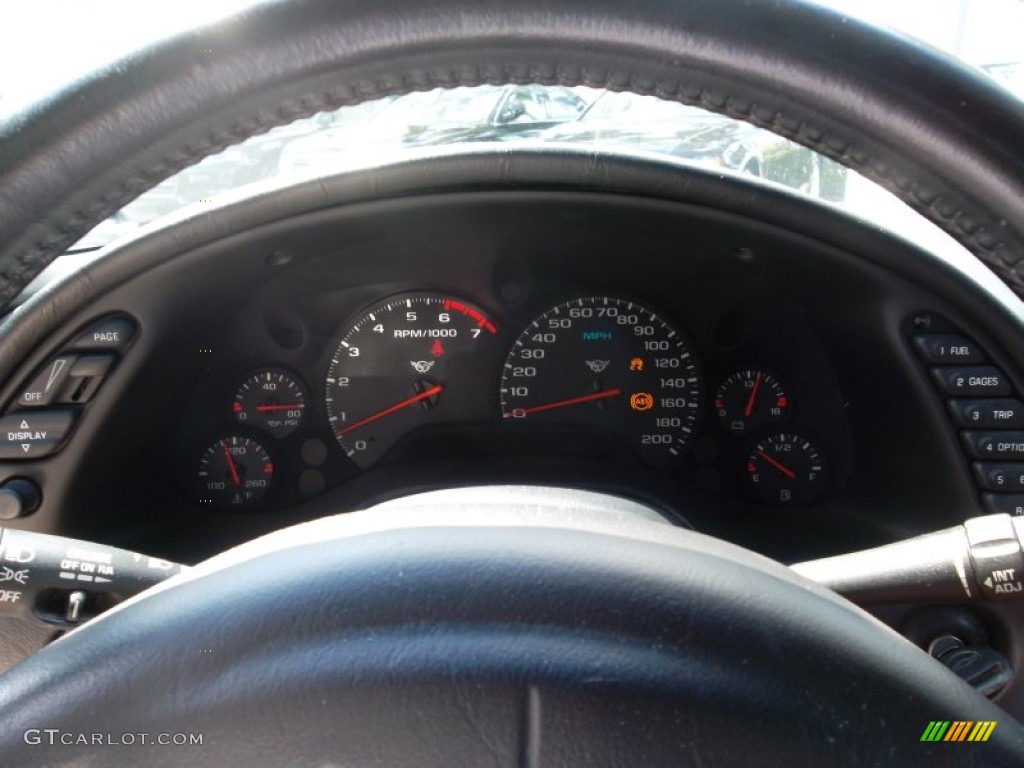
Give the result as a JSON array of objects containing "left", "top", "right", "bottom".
[
  {"left": 500, "top": 296, "right": 702, "bottom": 467},
  {"left": 325, "top": 293, "right": 498, "bottom": 468}
]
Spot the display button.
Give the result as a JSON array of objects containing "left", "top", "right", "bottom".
[
  {"left": 949, "top": 399, "right": 1024, "bottom": 428},
  {"left": 0, "top": 410, "right": 76, "bottom": 459},
  {"left": 972, "top": 462, "right": 1024, "bottom": 492},
  {"left": 68, "top": 314, "right": 137, "bottom": 353},
  {"left": 962, "top": 432, "right": 1024, "bottom": 460},
  {"left": 931, "top": 367, "right": 1012, "bottom": 397},
  {"left": 913, "top": 334, "right": 984, "bottom": 364},
  {"left": 983, "top": 494, "right": 1024, "bottom": 516},
  {"left": 15, "top": 356, "right": 76, "bottom": 407}
]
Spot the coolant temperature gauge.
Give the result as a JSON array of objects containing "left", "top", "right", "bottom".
[{"left": 197, "top": 436, "right": 275, "bottom": 509}]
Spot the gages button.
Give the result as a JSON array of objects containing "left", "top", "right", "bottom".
[
  {"left": 0, "top": 410, "right": 77, "bottom": 459},
  {"left": 931, "top": 367, "right": 1012, "bottom": 397}
]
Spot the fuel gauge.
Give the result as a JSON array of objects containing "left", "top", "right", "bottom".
[
  {"left": 747, "top": 432, "right": 827, "bottom": 506},
  {"left": 715, "top": 369, "right": 788, "bottom": 434}
]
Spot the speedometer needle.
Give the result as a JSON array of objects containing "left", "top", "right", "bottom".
[
  {"left": 221, "top": 440, "right": 241, "bottom": 487},
  {"left": 336, "top": 383, "right": 444, "bottom": 436},
  {"left": 756, "top": 450, "right": 796, "bottom": 480},
  {"left": 508, "top": 387, "right": 622, "bottom": 417}
]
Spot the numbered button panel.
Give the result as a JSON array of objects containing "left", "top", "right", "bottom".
[{"left": 908, "top": 314, "right": 1024, "bottom": 515}]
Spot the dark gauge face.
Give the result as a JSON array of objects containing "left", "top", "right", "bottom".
[
  {"left": 233, "top": 368, "right": 307, "bottom": 438},
  {"left": 715, "top": 369, "right": 789, "bottom": 434},
  {"left": 325, "top": 293, "right": 498, "bottom": 468},
  {"left": 747, "top": 432, "right": 827, "bottom": 505},
  {"left": 197, "top": 435, "right": 275, "bottom": 508},
  {"left": 500, "top": 296, "right": 702, "bottom": 468}
]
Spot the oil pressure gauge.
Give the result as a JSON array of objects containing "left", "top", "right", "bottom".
[{"left": 233, "top": 368, "right": 307, "bottom": 438}]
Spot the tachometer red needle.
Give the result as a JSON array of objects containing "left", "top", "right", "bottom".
[
  {"left": 756, "top": 450, "right": 796, "bottom": 480},
  {"left": 508, "top": 387, "right": 621, "bottom": 417},
  {"left": 221, "top": 440, "right": 241, "bottom": 487},
  {"left": 744, "top": 372, "right": 763, "bottom": 418},
  {"left": 336, "top": 384, "right": 444, "bottom": 436},
  {"left": 254, "top": 403, "right": 303, "bottom": 412}
]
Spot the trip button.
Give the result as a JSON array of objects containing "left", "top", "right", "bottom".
[
  {"left": 949, "top": 399, "right": 1024, "bottom": 428},
  {"left": 913, "top": 334, "right": 984, "bottom": 364},
  {"left": 16, "top": 355, "right": 76, "bottom": 407},
  {"left": 972, "top": 463, "right": 1024, "bottom": 492},
  {"left": 962, "top": 432, "right": 1024, "bottom": 460},
  {"left": 931, "top": 367, "right": 1012, "bottom": 397},
  {"left": 68, "top": 314, "right": 137, "bottom": 353},
  {"left": 0, "top": 410, "right": 76, "bottom": 459}
]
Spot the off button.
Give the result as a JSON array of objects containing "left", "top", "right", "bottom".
[{"left": 0, "top": 410, "right": 77, "bottom": 459}]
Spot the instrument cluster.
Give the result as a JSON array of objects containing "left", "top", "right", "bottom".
[{"left": 189, "top": 288, "right": 840, "bottom": 512}]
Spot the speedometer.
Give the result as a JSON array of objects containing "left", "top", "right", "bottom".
[{"left": 500, "top": 296, "right": 702, "bottom": 467}]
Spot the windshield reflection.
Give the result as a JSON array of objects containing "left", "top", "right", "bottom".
[{"left": 73, "top": 86, "right": 856, "bottom": 250}]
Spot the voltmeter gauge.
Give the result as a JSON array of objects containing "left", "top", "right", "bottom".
[
  {"left": 715, "top": 369, "right": 788, "bottom": 434},
  {"left": 197, "top": 435, "right": 275, "bottom": 509},
  {"left": 233, "top": 369, "right": 307, "bottom": 438},
  {"left": 746, "top": 432, "right": 827, "bottom": 506}
]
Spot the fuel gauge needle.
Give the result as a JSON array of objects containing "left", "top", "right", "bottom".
[
  {"left": 336, "top": 384, "right": 444, "bottom": 436},
  {"left": 756, "top": 449, "right": 796, "bottom": 480},
  {"left": 508, "top": 387, "right": 621, "bottom": 417},
  {"left": 221, "top": 440, "right": 241, "bottom": 487}
]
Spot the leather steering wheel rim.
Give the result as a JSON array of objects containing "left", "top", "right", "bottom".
[
  {"left": 0, "top": 0, "right": 1022, "bottom": 309},
  {"left": 1, "top": 486, "right": 1022, "bottom": 765}
]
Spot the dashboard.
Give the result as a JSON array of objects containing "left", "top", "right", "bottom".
[{"left": 1, "top": 157, "right": 1018, "bottom": 569}]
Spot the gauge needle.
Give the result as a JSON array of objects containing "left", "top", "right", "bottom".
[
  {"left": 254, "top": 403, "right": 304, "bottom": 412},
  {"left": 744, "top": 372, "right": 763, "bottom": 418},
  {"left": 756, "top": 449, "right": 796, "bottom": 480},
  {"left": 221, "top": 440, "right": 241, "bottom": 487},
  {"left": 509, "top": 387, "right": 622, "bottom": 417},
  {"left": 336, "top": 383, "right": 444, "bottom": 436}
]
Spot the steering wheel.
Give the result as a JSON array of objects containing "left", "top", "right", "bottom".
[{"left": 1, "top": 0, "right": 1023, "bottom": 764}]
